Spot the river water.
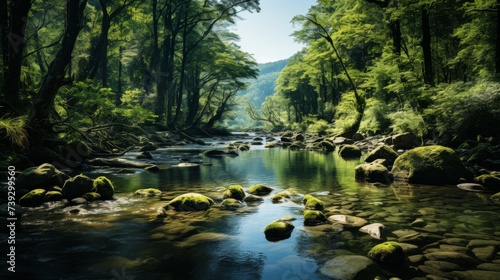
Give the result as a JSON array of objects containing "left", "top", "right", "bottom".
[{"left": 4, "top": 134, "right": 500, "bottom": 279}]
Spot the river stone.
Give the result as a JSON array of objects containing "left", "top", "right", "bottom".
[
  {"left": 92, "top": 176, "right": 114, "bottom": 200},
  {"left": 391, "top": 145, "right": 470, "bottom": 185},
  {"left": 220, "top": 198, "right": 244, "bottom": 210},
  {"left": 355, "top": 162, "right": 393, "bottom": 183},
  {"left": 302, "top": 194, "right": 324, "bottom": 210},
  {"left": 264, "top": 221, "right": 294, "bottom": 241},
  {"left": 474, "top": 174, "right": 500, "bottom": 192},
  {"left": 243, "top": 194, "right": 264, "bottom": 202},
  {"left": 203, "top": 149, "right": 238, "bottom": 157},
  {"left": 471, "top": 246, "right": 496, "bottom": 261},
  {"left": 392, "top": 132, "right": 420, "bottom": 149},
  {"left": 365, "top": 145, "right": 400, "bottom": 166},
  {"left": 134, "top": 188, "right": 162, "bottom": 197},
  {"left": 450, "top": 270, "right": 500, "bottom": 280},
  {"left": 222, "top": 185, "right": 246, "bottom": 201},
  {"left": 477, "top": 262, "right": 500, "bottom": 271},
  {"left": 319, "top": 255, "right": 382, "bottom": 279},
  {"left": 328, "top": 214, "right": 368, "bottom": 228},
  {"left": 45, "top": 191, "right": 63, "bottom": 202},
  {"left": 82, "top": 192, "right": 102, "bottom": 201},
  {"left": 424, "top": 251, "right": 477, "bottom": 267},
  {"left": 368, "top": 241, "right": 406, "bottom": 271},
  {"left": 247, "top": 184, "right": 273, "bottom": 196},
  {"left": 359, "top": 223, "right": 384, "bottom": 239},
  {"left": 338, "top": 144, "right": 362, "bottom": 158},
  {"left": 457, "top": 183, "right": 488, "bottom": 192},
  {"left": 165, "top": 193, "right": 215, "bottom": 211},
  {"left": 304, "top": 210, "right": 328, "bottom": 226},
  {"left": 19, "top": 189, "right": 47, "bottom": 207},
  {"left": 16, "top": 163, "right": 69, "bottom": 190},
  {"left": 424, "top": 260, "right": 462, "bottom": 272},
  {"left": 62, "top": 174, "right": 94, "bottom": 200},
  {"left": 467, "top": 239, "right": 500, "bottom": 249}
]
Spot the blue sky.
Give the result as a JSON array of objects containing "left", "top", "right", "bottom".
[{"left": 232, "top": 0, "right": 316, "bottom": 64}]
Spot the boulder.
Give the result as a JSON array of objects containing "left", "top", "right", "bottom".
[
  {"left": 264, "top": 221, "right": 295, "bottom": 241},
  {"left": 338, "top": 144, "right": 362, "bottom": 158},
  {"left": 61, "top": 174, "right": 95, "bottom": 200},
  {"left": 45, "top": 191, "right": 63, "bottom": 202},
  {"left": 368, "top": 241, "right": 406, "bottom": 271},
  {"left": 92, "top": 176, "right": 115, "bottom": 200},
  {"left": 82, "top": 192, "right": 102, "bottom": 201},
  {"left": 203, "top": 149, "right": 239, "bottom": 157},
  {"left": 392, "top": 132, "right": 420, "bottom": 149},
  {"left": 320, "top": 255, "right": 382, "bottom": 280},
  {"left": 134, "top": 188, "right": 162, "bottom": 197},
  {"left": 474, "top": 174, "right": 500, "bottom": 192},
  {"left": 164, "top": 193, "right": 214, "bottom": 211},
  {"left": 303, "top": 210, "right": 328, "bottom": 226},
  {"left": 19, "top": 189, "right": 47, "bottom": 207},
  {"left": 222, "top": 185, "right": 246, "bottom": 201},
  {"left": 319, "top": 140, "right": 336, "bottom": 151},
  {"left": 302, "top": 194, "right": 324, "bottom": 210},
  {"left": 247, "top": 184, "right": 273, "bottom": 196},
  {"left": 16, "top": 163, "right": 69, "bottom": 190},
  {"left": 355, "top": 162, "right": 394, "bottom": 184},
  {"left": 364, "top": 145, "right": 399, "bottom": 166},
  {"left": 220, "top": 198, "right": 244, "bottom": 210},
  {"left": 391, "top": 145, "right": 470, "bottom": 185}
]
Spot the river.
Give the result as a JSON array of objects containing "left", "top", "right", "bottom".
[{"left": 4, "top": 134, "right": 500, "bottom": 279}]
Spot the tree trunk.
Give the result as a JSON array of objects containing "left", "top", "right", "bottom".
[
  {"left": 421, "top": 6, "right": 434, "bottom": 86},
  {"left": 496, "top": 0, "right": 500, "bottom": 76},
  {"left": 3, "top": 0, "right": 32, "bottom": 113},
  {"left": 28, "top": 0, "right": 87, "bottom": 134}
]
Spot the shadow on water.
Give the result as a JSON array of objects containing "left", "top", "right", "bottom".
[{"left": 5, "top": 147, "right": 500, "bottom": 279}]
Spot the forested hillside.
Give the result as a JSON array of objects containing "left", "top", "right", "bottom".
[{"left": 249, "top": 0, "right": 500, "bottom": 145}]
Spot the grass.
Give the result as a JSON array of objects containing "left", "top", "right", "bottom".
[{"left": 0, "top": 115, "right": 29, "bottom": 149}]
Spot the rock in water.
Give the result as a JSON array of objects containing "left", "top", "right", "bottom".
[
  {"left": 392, "top": 145, "right": 470, "bottom": 185},
  {"left": 264, "top": 221, "right": 294, "bottom": 241},
  {"left": 164, "top": 193, "right": 215, "bottom": 211},
  {"left": 320, "top": 255, "right": 382, "bottom": 279},
  {"left": 62, "top": 175, "right": 94, "bottom": 200},
  {"left": 360, "top": 223, "right": 385, "bottom": 239}
]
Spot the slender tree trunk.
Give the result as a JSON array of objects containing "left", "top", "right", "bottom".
[
  {"left": 421, "top": 6, "right": 434, "bottom": 86},
  {"left": 28, "top": 0, "right": 87, "bottom": 134},
  {"left": 0, "top": 0, "right": 8, "bottom": 73},
  {"left": 496, "top": 0, "right": 500, "bottom": 76}
]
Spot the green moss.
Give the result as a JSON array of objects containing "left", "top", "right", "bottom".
[
  {"left": 134, "top": 188, "right": 162, "bottom": 197},
  {"left": 62, "top": 174, "right": 94, "bottom": 200},
  {"left": 166, "top": 192, "right": 215, "bottom": 211},
  {"left": 247, "top": 184, "right": 273, "bottom": 196},
  {"left": 272, "top": 191, "right": 290, "bottom": 202},
  {"left": 474, "top": 174, "right": 500, "bottom": 191},
  {"left": 368, "top": 241, "right": 406, "bottom": 270},
  {"left": 19, "top": 189, "right": 47, "bottom": 207},
  {"left": 45, "top": 191, "right": 63, "bottom": 202},
  {"left": 338, "top": 144, "right": 362, "bottom": 158},
  {"left": 220, "top": 198, "right": 243, "bottom": 210},
  {"left": 92, "top": 176, "right": 115, "bottom": 200},
  {"left": 264, "top": 221, "right": 295, "bottom": 241},
  {"left": 223, "top": 185, "right": 246, "bottom": 201},
  {"left": 302, "top": 194, "right": 324, "bottom": 210},
  {"left": 303, "top": 210, "right": 327, "bottom": 226},
  {"left": 392, "top": 145, "right": 470, "bottom": 185},
  {"left": 355, "top": 163, "right": 393, "bottom": 183},
  {"left": 83, "top": 192, "right": 102, "bottom": 201},
  {"left": 365, "top": 145, "right": 399, "bottom": 165}
]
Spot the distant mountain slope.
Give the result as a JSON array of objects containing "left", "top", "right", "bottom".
[{"left": 239, "top": 58, "right": 289, "bottom": 108}]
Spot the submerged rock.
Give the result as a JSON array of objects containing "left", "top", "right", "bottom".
[
  {"left": 338, "top": 144, "right": 362, "bottom": 158},
  {"left": 392, "top": 145, "right": 470, "bottom": 185},
  {"left": 302, "top": 194, "right": 324, "bottom": 210},
  {"left": 164, "top": 193, "right": 215, "bottom": 211},
  {"left": 220, "top": 198, "right": 244, "bottom": 210},
  {"left": 264, "top": 221, "right": 295, "bottom": 241},
  {"left": 134, "top": 188, "right": 162, "bottom": 197},
  {"left": 359, "top": 223, "right": 385, "bottom": 240},
  {"left": 364, "top": 145, "right": 400, "bottom": 166},
  {"left": 368, "top": 241, "right": 406, "bottom": 271},
  {"left": 304, "top": 210, "right": 328, "bottom": 226},
  {"left": 355, "top": 162, "right": 394, "bottom": 184},
  {"left": 320, "top": 255, "right": 382, "bottom": 279},
  {"left": 203, "top": 149, "right": 239, "bottom": 157},
  {"left": 328, "top": 214, "right": 368, "bottom": 228}
]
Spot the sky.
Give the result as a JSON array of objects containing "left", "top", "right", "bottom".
[{"left": 231, "top": 0, "right": 316, "bottom": 64}]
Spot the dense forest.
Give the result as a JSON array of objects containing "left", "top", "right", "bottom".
[{"left": 1, "top": 0, "right": 500, "bottom": 166}]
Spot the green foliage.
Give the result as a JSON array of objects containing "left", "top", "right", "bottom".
[
  {"left": 0, "top": 116, "right": 29, "bottom": 149},
  {"left": 389, "top": 108, "right": 427, "bottom": 138}
]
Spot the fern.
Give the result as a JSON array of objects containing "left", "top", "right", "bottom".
[{"left": 0, "top": 116, "right": 29, "bottom": 149}]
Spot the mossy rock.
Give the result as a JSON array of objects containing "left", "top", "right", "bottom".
[
  {"left": 16, "top": 163, "right": 69, "bottom": 190},
  {"left": 62, "top": 174, "right": 94, "bottom": 200},
  {"left": 355, "top": 162, "right": 394, "bottom": 184},
  {"left": 238, "top": 144, "right": 251, "bottom": 151},
  {"left": 338, "top": 144, "right": 362, "bottom": 158},
  {"left": 368, "top": 241, "right": 406, "bottom": 271},
  {"left": 303, "top": 210, "right": 328, "bottom": 226},
  {"left": 19, "top": 189, "right": 47, "bottom": 207},
  {"left": 134, "top": 188, "right": 162, "bottom": 197},
  {"left": 272, "top": 191, "right": 291, "bottom": 202},
  {"left": 491, "top": 192, "right": 500, "bottom": 204},
  {"left": 474, "top": 174, "right": 500, "bottom": 192},
  {"left": 165, "top": 192, "right": 215, "bottom": 211},
  {"left": 391, "top": 145, "right": 470, "bottom": 185},
  {"left": 82, "top": 192, "right": 101, "bottom": 201},
  {"left": 247, "top": 184, "right": 273, "bottom": 196},
  {"left": 319, "top": 141, "right": 336, "bottom": 151},
  {"left": 302, "top": 194, "right": 324, "bottom": 210},
  {"left": 220, "top": 198, "right": 244, "bottom": 210},
  {"left": 264, "top": 221, "right": 295, "bottom": 241},
  {"left": 364, "top": 145, "right": 399, "bottom": 166},
  {"left": 45, "top": 191, "right": 63, "bottom": 202},
  {"left": 223, "top": 185, "right": 246, "bottom": 201},
  {"left": 92, "top": 176, "right": 115, "bottom": 200}
]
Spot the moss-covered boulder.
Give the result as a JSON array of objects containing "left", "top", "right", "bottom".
[
  {"left": 220, "top": 198, "right": 244, "bottom": 210},
  {"left": 92, "top": 176, "right": 115, "bottom": 200},
  {"left": 302, "top": 194, "right": 324, "bottom": 210},
  {"left": 365, "top": 145, "right": 399, "bottom": 166},
  {"left": 319, "top": 140, "right": 336, "bottom": 151},
  {"left": 82, "top": 192, "right": 102, "bottom": 201},
  {"left": 247, "top": 184, "right": 273, "bottom": 196},
  {"left": 391, "top": 145, "right": 470, "bottom": 185},
  {"left": 16, "top": 163, "right": 69, "bottom": 190},
  {"left": 45, "top": 191, "right": 63, "bottom": 202},
  {"left": 264, "top": 221, "right": 295, "bottom": 241},
  {"left": 392, "top": 132, "right": 420, "bottom": 149},
  {"left": 271, "top": 191, "right": 291, "bottom": 202},
  {"left": 303, "top": 210, "right": 328, "bottom": 226},
  {"left": 355, "top": 162, "right": 394, "bottom": 184},
  {"left": 165, "top": 193, "right": 215, "bottom": 211},
  {"left": 61, "top": 174, "right": 94, "bottom": 200},
  {"left": 19, "top": 189, "right": 47, "bottom": 207},
  {"left": 368, "top": 241, "right": 406, "bottom": 272},
  {"left": 338, "top": 144, "right": 362, "bottom": 158},
  {"left": 134, "top": 188, "right": 162, "bottom": 197},
  {"left": 474, "top": 174, "right": 500, "bottom": 192},
  {"left": 223, "top": 185, "right": 246, "bottom": 201}
]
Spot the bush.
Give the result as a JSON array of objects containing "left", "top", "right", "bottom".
[{"left": 0, "top": 116, "right": 28, "bottom": 149}]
